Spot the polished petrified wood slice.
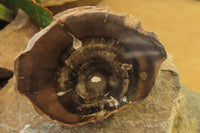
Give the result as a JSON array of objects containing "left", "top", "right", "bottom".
[{"left": 14, "top": 6, "right": 167, "bottom": 126}]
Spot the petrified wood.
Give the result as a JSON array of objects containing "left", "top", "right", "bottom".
[{"left": 14, "top": 6, "right": 167, "bottom": 126}]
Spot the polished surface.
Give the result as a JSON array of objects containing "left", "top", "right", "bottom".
[{"left": 14, "top": 7, "right": 166, "bottom": 125}]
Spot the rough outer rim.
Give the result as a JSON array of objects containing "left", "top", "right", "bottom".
[{"left": 14, "top": 6, "right": 167, "bottom": 126}]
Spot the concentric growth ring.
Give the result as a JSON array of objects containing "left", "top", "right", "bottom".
[{"left": 14, "top": 6, "right": 167, "bottom": 126}]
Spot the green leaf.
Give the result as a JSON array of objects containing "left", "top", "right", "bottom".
[
  {"left": 0, "top": 3, "right": 13, "bottom": 22},
  {"left": 8, "top": 0, "right": 53, "bottom": 28}
]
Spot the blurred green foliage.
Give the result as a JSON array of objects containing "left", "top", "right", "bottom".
[
  {"left": 0, "top": 0, "right": 53, "bottom": 28},
  {"left": 0, "top": 3, "right": 13, "bottom": 22},
  {"left": 7, "top": 0, "right": 53, "bottom": 28}
]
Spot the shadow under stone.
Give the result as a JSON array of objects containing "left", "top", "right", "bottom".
[{"left": 0, "top": 67, "right": 13, "bottom": 89}]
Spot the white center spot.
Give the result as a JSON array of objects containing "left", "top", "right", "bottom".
[{"left": 91, "top": 76, "right": 101, "bottom": 83}]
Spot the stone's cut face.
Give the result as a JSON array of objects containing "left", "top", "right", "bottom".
[{"left": 14, "top": 6, "right": 167, "bottom": 126}]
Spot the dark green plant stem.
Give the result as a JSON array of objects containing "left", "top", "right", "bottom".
[
  {"left": 7, "top": 0, "right": 53, "bottom": 28},
  {"left": 0, "top": 3, "right": 13, "bottom": 22}
]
